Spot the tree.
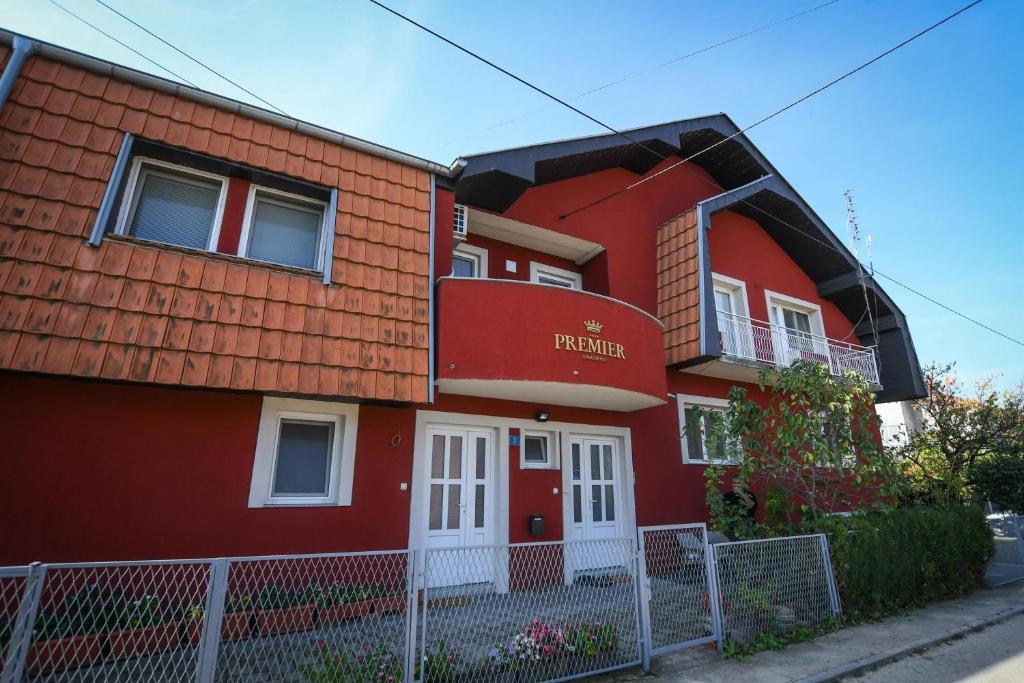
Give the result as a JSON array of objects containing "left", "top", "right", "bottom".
[
  {"left": 703, "top": 361, "right": 897, "bottom": 536},
  {"left": 969, "top": 454, "right": 1024, "bottom": 515},
  {"left": 892, "top": 363, "right": 1024, "bottom": 506}
]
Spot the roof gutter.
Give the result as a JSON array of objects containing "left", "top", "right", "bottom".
[
  {"left": 0, "top": 28, "right": 458, "bottom": 178},
  {"left": 0, "top": 35, "right": 34, "bottom": 113}
]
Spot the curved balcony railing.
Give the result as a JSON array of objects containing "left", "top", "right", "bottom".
[{"left": 716, "top": 310, "right": 880, "bottom": 386}]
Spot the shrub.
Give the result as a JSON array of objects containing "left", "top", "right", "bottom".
[
  {"left": 969, "top": 454, "right": 1024, "bottom": 514},
  {"left": 806, "top": 506, "right": 994, "bottom": 622}
]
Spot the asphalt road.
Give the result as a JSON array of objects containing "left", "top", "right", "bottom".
[{"left": 847, "top": 613, "right": 1024, "bottom": 683}]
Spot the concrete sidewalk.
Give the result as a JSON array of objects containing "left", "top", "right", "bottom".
[{"left": 593, "top": 581, "right": 1024, "bottom": 683}]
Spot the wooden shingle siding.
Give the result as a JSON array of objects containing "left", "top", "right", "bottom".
[
  {"left": 0, "top": 55, "right": 430, "bottom": 402},
  {"left": 656, "top": 208, "right": 701, "bottom": 365}
]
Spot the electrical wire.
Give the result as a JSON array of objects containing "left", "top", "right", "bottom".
[
  {"left": 440, "top": 0, "right": 841, "bottom": 147},
  {"left": 559, "top": 0, "right": 986, "bottom": 219},
  {"left": 91, "top": 0, "right": 289, "bottom": 116},
  {"left": 368, "top": 0, "right": 1023, "bottom": 349},
  {"left": 45, "top": 0, "right": 199, "bottom": 88}
]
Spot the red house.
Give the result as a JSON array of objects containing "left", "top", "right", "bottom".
[{"left": 0, "top": 32, "right": 923, "bottom": 566}]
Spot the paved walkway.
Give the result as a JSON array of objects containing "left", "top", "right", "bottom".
[{"left": 592, "top": 581, "right": 1024, "bottom": 683}]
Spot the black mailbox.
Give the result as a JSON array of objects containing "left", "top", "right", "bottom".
[{"left": 528, "top": 514, "right": 545, "bottom": 537}]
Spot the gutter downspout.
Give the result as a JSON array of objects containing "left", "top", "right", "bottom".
[
  {"left": 427, "top": 174, "right": 436, "bottom": 404},
  {"left": 0, "top": 36, "right": 34, "bottom": 113}
]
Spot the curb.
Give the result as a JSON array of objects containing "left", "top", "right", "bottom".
[{"left": 794, "top": 602, "right": 1024, "bottom": 683}]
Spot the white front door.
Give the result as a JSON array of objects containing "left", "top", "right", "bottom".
[
  {"left": 424, "top": 427, "right": 495, "bottom": 586},
  {"left": 566, "top": 437, "right": 624, "bottom": 571}
]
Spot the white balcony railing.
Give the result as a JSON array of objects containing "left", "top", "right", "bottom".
[{"left": 716, "top": 310, "right": 880, "bottom": 386}]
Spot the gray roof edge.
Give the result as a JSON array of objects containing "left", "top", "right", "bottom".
[
  {"left": 459, "top": 113, "right": 748, "bottom": 177},
  {"left": 0, "top": 28, "right": 457, "bottom": 177},
  {"left": 697, "top": 174, "right": 914, "bottom": 328}
]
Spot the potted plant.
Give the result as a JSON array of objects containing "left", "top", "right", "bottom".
[
  {"left": 185, "top": 595, "right": 254, "bottom": 645},
  {"left": 254, "top": 586, "right": 314, "bottom": 636},
  {"left": 368, "top": 584, "right": 407, "bottom": 616},
  {"left": 26, "top": 584, "right": 115, "bottom": 675},
  {"left": 316, "top": 585, "right": 374, "bottom": 626},
  {"left": 107, "top": 595, "right": 181, "bottom": 659}
]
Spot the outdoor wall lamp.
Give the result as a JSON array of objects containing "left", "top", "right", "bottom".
[{"left": 535, "top": 410, "right": 550, "bottom": 422}]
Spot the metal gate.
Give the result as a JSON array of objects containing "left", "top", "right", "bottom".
[{"left": 636, "top": 524, "right": 722, "bottom": 669}]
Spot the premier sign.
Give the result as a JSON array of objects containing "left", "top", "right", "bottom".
[{"left": 554, "top": 320, "right": 626, "bottom": 362}]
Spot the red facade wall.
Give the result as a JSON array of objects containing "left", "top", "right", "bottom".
[
  {"left": 0, "top": 373, "right": 416, "bottom": 563},
  {"left": 459, "top": 233, "right": 581, "bottom": 283},
  {"left": 501, "top": 158, "right": 719, "bottom": 316},
  {"left": 708, "top": 210, "right": 859, "bottom": 342}
]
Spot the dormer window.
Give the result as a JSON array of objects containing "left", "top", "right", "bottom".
[
  {"left": 240, "top": 188, "right": 327, "bottom": 271},
  {"left": 118, "top": 159, "right": 227, "bottom": 252},
  {"left": 99, "top": 137, "right": 337, "bottom": 279}
]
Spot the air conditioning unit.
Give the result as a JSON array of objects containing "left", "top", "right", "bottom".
[{"left": 452, "top": 203, "right": 468, "bottom": 240}]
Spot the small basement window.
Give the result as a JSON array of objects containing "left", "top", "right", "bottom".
[
  {"left": 521, "top": 430, "right": 558, "bottom": 469},
  {"left": 249, "top": 398, "right": 360, "bottom": 507},
  {"left": 117, "top": 159, "right": 226, "bottom": 251},
  {"left": 241, "top": 188, "right": 327, "bottom": 271}
]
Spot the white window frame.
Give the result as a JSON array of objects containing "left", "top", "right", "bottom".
[
  {"left": 764, "top": 289, "right": 826, "bottom": 337},
  {"left": 248, "top": 397, "right": 359, "bottom": 508},
  {"left": 520, "top": 429, "right": 559, "bottom": 470},
  {"left": 677, "top": 394, "right": 736, "bottom": 465},
  {"left": 452, "top": 242, "right": 488, "bottom": 278},
  {"left": 114, "top": 156, "right": 229, "bottom": 252},
  {"left": 237, "top": 184, "right": 329, "bottom": 272},
  {"left": 452, "top": 203, "right": 468, "bottom": 240},
  {"left": 529, "top": 262, "right": 582, "bottom": 290},
  {"left": 711, "top": 273, "right": 751, "bottom": 318}
]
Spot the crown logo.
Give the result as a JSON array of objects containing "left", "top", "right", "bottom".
[{"left": 584, "top": 320, "right": 603, "bottom": 334}]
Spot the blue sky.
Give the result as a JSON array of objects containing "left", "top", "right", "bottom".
[{"left": 4, "top": 0, "right": 1023, "bottom": 392}]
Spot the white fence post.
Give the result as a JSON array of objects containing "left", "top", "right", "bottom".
[
  {"left": 196, "top": 558, "right": 229, "bottom": 683},
  {"left": 404, "top": 550, "right": 419, "bottom": 683},
  {"left": 705, "top": 536, "right": 725, "bottom": 651},
  {"left": 1015, "top": 516, "right": 1024, "bottom": 565},
  {"left": 636, "top": 531, "right": 654, "bottom": 672},
  {"left": 1, "top": 563, "right": 46, "bottom": 683},
  {"left": 819, "top": 534, "right": 843, "bottom": 619}
]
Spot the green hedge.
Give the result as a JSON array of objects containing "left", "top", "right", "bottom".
[{"left": 806, "top": 506, "right": 994, "bottom": 622}]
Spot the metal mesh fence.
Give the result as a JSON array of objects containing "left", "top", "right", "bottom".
[
  {"left": 1, "top": 567, "right": 31, "bottom": 680},
  {"left": 637, "top": 525, "right": 718, "bottom": 658},
  {"left": 989, "top": 515, "right": 1024, "bottom": 565},
  {"left": 987, "top": 515, "right": 1024, "bottom": 587},
  {"left": 1, "top": 534, "right": 844, "bottom": 680},
  {"left": 712, "top": 535, "right": 841, "bottom": 646},
  {"left": 19, "top": 560, "right": 213, "bottom": 682},
  {"left": 420, "top": 539, "right": 640, "bottom": 682},
  {"left": 212, "top": 551, "right": 413, "bottom": 682}
]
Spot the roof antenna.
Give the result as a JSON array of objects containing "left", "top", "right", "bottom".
[{"left": 844, "top": 188, "right": 880, "bottom": 349}]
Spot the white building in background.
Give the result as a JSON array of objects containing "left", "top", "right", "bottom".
[{"left": 876, "top": 400, "right": 926, "bottom": 446}]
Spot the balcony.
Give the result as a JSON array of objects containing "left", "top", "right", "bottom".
[
  {"left": 435, "top": 278, "right": 668, "bottom": 411},
  {"left": 715, "top": 311, "right": 880, "bottom": 386}
]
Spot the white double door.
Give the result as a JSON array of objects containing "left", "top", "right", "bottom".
[
  {"left": 424, "top": 427, "right": 495, "bottom": 586},
  {"left": 565, "top": 437, "right": 625, "bottom": 571}
]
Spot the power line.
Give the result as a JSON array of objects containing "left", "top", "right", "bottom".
[
  {"left": 45, "top": 0, "right": 199, "bottom": 88},
  {"left": 367, "top": 0, "right": 677, "bottom": 168},
  {"left": 367, "top": 0, "right": 1023, "bottom": 349},
  {"left": 441, "top": 0, "right": 841, "bottom": 147},
  {"left": 559, "top": 0, "right": 986, "bottom": 219},
  {"left": 91, "top": 0, "right": 289, "bottom": 116}
]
